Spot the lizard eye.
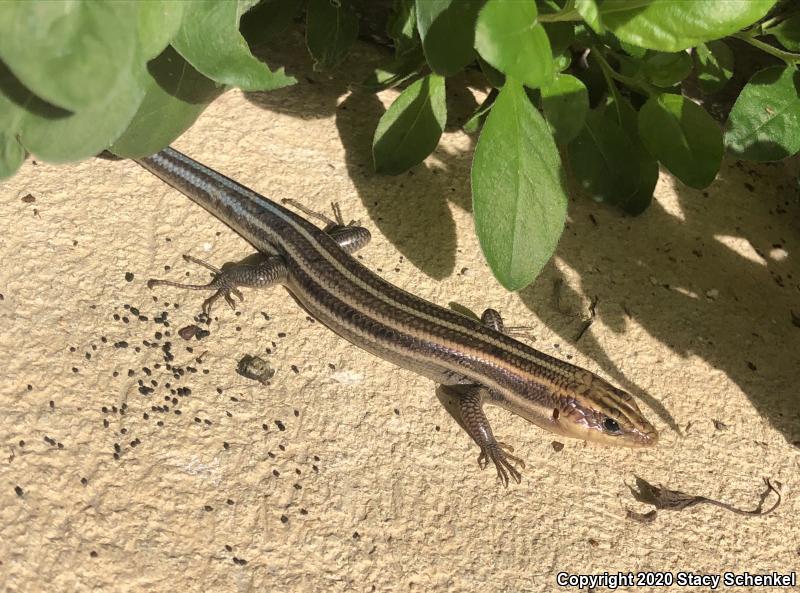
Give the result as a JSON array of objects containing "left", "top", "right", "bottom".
[{"left": 603, "top": 417, "right": 621, "bottom": 434}]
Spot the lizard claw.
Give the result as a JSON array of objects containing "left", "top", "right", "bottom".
[
  {"left": 225, "top": 287, "right": 246, "bottom": 309},
  {"left": 477, "top": 442, "right": 525, "bottom": 487}
]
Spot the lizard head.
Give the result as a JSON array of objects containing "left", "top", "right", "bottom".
[{"left": 550, "top": 376, "right": 658, "bottom": 447}]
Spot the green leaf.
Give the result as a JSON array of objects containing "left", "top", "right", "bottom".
[
  {"left": 471, "top": 79, "right": 567, "bottom": 290},
  {"left": 474, "top": 0, "right": 553, "bottom": 89},
  {"left": 574, "top": 50, "right": 607, "bottom": 106},
  {"left": 615, "top": 53, "right": 644, "bottom": 80},
  {"left": 575, "top": 0, "right": 603, "bottom": 33},
  {"left": 543, "top": 21, "right": 574, "bottom": 56},
  {"left": 19, "top": 60, "right": 147, "bottom": 163},
  {"left": 619, "top": 40, "right": 647, "bottom": 58},
  {"left": 603, "top": 97, "right": 659, "bottom": 215},
  {"left": 173, "top": 0, "right": 295, "bottom": 91},
  {"left": 544, "top": 22, "right": 575, "bottom": 72},
  {"left": 241, "top": 0, "right": 302, "bottom": 48},
  {"left": 638, "top": 94, "right": 723, "bottom": 189},
  {"left": 537, "top": 0, "right": 561, "bottom": 12},
  {"left": 306, "top": 0, "right": 359, "bottom": 70},
  {"left": 110, "top": 47, "right": 225, "bottom": 158},
  {"left": 643, "top": 51, "right": 693, "bottom": 88},
  {"left": 137, "top": 0, "right": 185, "bottom": 61},
  {"left": 541, "top": 73, "right": 588, "bottom": 144},
  {"left": 694, "top": 40, "right": 734, "bottom": 94},
  {"left": 552, "top": 52, "right": 572, "bottom": 73},
  {"left": 725, "top": 66, "right": 800, "bottom": 162},
  {"left": 360, "top": 46, "right": 424, "bottom": 92},
  {"left": 0, "top": 1, "right": 138, "bottom": 112},
  {"left": 415, "top": 0, "right": 483, "bottom": 76},
  {"left": 372, "top": 74, "right": 447, "bottom": 175},
  {"left": 0, "top": 132, "right": 25, "bottom": 179},
  {"left": 0, "top": 62, "right": 27, "bottom": 178},
  {"left": 463, "top": 88, "right": 498, "bottom": 134},
  {"left": 478, "top": 55, "right": 505, "bottom": 88},
  {"left": 599, "top": 0, "right": 776, "bottom": 52},
  {"left": 770, "top": 13, "right": 800, "bottom": 52},
  {"left": 568, "top": 110, "right": 639, "bottom": 204},
  {"left": 387, "top": 0, "right": 418, "bottom": 56},
  {"left": 237, "top": 0, "right": 263, "bottom": 15}
]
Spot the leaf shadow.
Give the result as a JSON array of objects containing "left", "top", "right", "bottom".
[
  {"left": 520, "top": 156, "right": 800, "bottom": 444},
  {"left": 238, "top": 29, "right": 799, "bottom": 448},
  {"left": 243, "top": 32, "right": 480, "bottom": 279}
]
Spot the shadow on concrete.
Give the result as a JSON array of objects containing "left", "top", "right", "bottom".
[
  {"left": 243, "top": 30, "right": 800, "bottom": 446},
  {"left": 519, "top": 158, "right": 799, "bottom": 442},
  {"left": 245, "top": 30, "right": 480, "bottom": 279}
]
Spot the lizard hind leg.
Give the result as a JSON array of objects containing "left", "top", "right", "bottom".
[
  {"left": 148, "top": 253, "right": 288, "bottom": 316},
  {"left": 481, "top": 307, "right": 535, "bottom": 339},
  {"left": 281, "top": 198, "right": 370, "bottom": 254}
]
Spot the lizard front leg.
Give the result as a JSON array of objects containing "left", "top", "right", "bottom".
[
  {"left": 436, "top": 307, "right": 530, "bottom": 486},
  {"left": 437, "top": 384, "right": 526, "bottom": 487},
  {"left": 147, "top": 202, "right": 370, "bottom": 315}
]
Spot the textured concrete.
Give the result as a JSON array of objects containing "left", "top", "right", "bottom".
[{"left": 1, "top": 41, "right": 799, "bottom": 593}]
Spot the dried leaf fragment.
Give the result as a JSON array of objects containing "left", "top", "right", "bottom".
[{"left": 629, "top": 476, "right": 781, "bottom": 517}]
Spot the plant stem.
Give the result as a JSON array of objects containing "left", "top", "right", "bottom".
[
  {"left": 732, "top": 32, "right": 800, "bottom": 65},
  {"left": 591, "top": 48, "right": 659, "bottom": 97},
  {"left": 537, "top": 1, "right": 580, "bottom": 23},
  {"left": 758, "top": 16, "right": 780, "bottom": 32}
]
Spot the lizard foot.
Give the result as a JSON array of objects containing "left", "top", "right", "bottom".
[
  {"left": 148, "top": 254, "right": 244, "bottom": 316},
  {"left": 477, "top": 442, "right": 526, "bottom": 487}
]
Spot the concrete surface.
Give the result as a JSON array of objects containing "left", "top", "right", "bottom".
[{"left": 1, "top": 40, "right": 799, "bottom": 593}]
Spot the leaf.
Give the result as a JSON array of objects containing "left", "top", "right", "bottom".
[
  {"left": 173, "top": 0, "right": 295, "bottom": 91},
  {"left": 541, "top": 73, "right": 589, "bottom": 144},
  {"left": 478, "top": 55, "right": 505, "bottom": 88},
  {"left": 568, "top": 110, "right": 639, "bottom": 204},
  {"left": 18, "top": 66, "right": 147, "bottom": 163},
  {"left": 0, "top": 1, "right": 138, "bottom": 112},
  {"left": 18, "top": 68, "right": 146, "bottom": 163},
  {"left": 240, "top": 0, "right": 301, "bottom": 48},
  {"left": 574, "top": 50, "right": 607, "bottom": 106},
  {"left": 642, "top": 51, "right": 693, "bottom": 88},
  {"left": 387, "top": 0, "right": 418, "bottom": 56},
  {"left": 237, "top": 0, "right": 263, "bottom": 16},
  {"left": 0, "top": 62, "right": 28, "bottom": 178},
  {"left": 575, "top": 0, "right": 603, "bottom": 33},
  {"left": 0, "top": 132, "right": 25, "bottom": 179},
  {"left": 630, "top": 476, "right": 782, "bottom": 516},
  {"left": 544, "top": 22, "right": 574, "bottom": 72},
  {"left": 137, "top": 0, "right": 185, "bottom": 61},
  {"left": 360, "top": 46, "right": 424, "bottom": 92},
  {"left": 770, "top": 13, "right": 800, "bottom": 52},
  {"left": 415, "top": 0, "right": 483, "bottom": 76},
  {"left": 599, "top": 0, "right": 776, "bottom": 52},
  {"left": 1, "top": 27, "right": 147, "bottom": 164},
  {"left": 604, "top": 97, "right": 659, "bottom": 215},
  {"left": 372, "top": 74, "right": 447, "bottom": 175},
  {"left": 694, "top": 40, "right": 734, "bottom": 94},
  {"left": 110, "top": 47, "right": 225, "bottom": 158},
  {"left": 725, "top": 66, "right": 800, "bottom": 162},
  {"left": 615, "top": 53, "right": 644, "bottom": 80},
  {"left": 463, "top": 88, "right": 498, "bottom": 134},
  {"left": 471, "top": 79, "right": 567, "bottom": 290},
  {"left": 638, "top": 94, "right": 723, "bottom": 189},
  {"left": 474, "top": 0, "right": 553, "bottom": 89},
  {"left": 543, "top": 21, "right": 574, "bottom": 56},
  {"left": 306, "top": 0, "right": 359, "bottom": 70},
  {"left": 619, "top": 40, "right": 647, "bottom": 58}
]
